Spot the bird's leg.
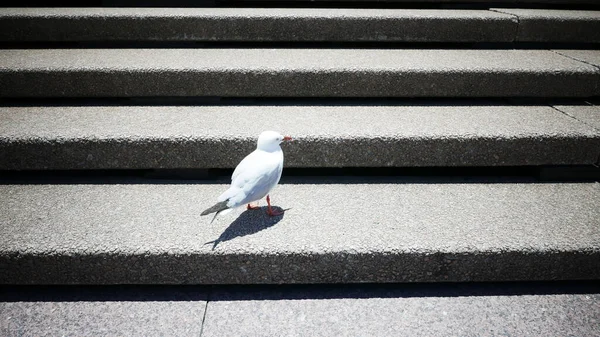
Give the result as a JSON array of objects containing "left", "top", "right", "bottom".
[
  {"left": 266, "top": 195, "right": 284, "bottom": 216},
  {"left": 246, "top": 203, "right": 260, "bottom": 210}
]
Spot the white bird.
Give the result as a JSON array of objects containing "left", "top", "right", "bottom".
[{"left": 201, "top": 130, "right": 292, "bottom": 222}]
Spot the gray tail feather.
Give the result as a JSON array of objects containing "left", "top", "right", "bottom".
[{"left": 201, "top": 200, "right": 229, "bottom": 218}]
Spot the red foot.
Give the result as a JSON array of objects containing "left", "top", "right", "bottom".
[
  {"left": 266, "top": 195, "right": 284, "bottom": 216},
  {"left": 246, "top": 204, "right": 260, "bottom": 210}
]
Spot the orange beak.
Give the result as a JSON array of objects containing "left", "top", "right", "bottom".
[{"left": 283, "top": 136, "right": 292, "bottom": 141}]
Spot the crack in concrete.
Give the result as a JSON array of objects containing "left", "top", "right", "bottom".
[
  {"left": 552, "top": 105, "right": 600, "bottom": 130},
  {"left": 550, "top": 104, "right": 600, "bottom": 167},
  {"left": 551, "top": 50, "right": 600, "bottom": 72},
  {"left": 199, "top": 294, "right": 210, "bottom": 337},
  {"left": 550, "top": 105, "right": 600, "bottom": 133},
  {"left": 585, "top": 102, "right": 600, "bottom": 167},
  {"left": 550, "top": 53, "right": 600, "bottom": 114},
  {"left": 488, "top": 9, "right": 520, "bottom": 43}
]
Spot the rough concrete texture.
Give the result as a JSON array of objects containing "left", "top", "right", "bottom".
[
  {"left": 0, "top": 105, "right": 598, "bottom": 169},
  {"left": 0, "top": 8, "right": 516, "bottom": 42},
  {"left": 0, "top": 286, "right": 207, "bottom": 336},
  {"left": 2, "top": 283, "right": 598, "bottom": 336},
  {"left": 0, "top": 49, "right": 598, "bottom": 97},
  {"left": 203, "top": 289, "right": 600, "bottom": 337},
  {"left": 492, "top": 9, "right": 600, "bottom": 43},
  {"left": 0, "top": 182, "right": 598, "bottom": 284},
  {"left": 553, "top": 105, "right": 600, "bottom": 131},
  {"left": 553, "top": 50, "right": 600, "bottom": 69}
]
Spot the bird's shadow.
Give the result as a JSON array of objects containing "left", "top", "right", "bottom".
[{"left": 204, "top": 206, "right": 288, "bottom": 250}]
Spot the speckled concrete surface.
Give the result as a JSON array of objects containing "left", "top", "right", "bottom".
[
  {"left": 2, "top": 283, "right": 598, "bottom": 337},
  {"left": 0, "top": 286, "right": 207, "bottom": 337},
  {"left": 493, "top": 9, "right": 600, "bottom": 43},
  {"left": 1, "top": 105, "right": 598, "bottom": 169},
  {"left": 553, "top": 105, "right": 600, "bottom": 131},
  {"left": 6, "top": 8, "right": 597, "bottom": 44},
  {"left": 553, "top": 50, "right": 600, "bottom": 69},
  {"left": 203, "top": 290, "right": 600, "bottom": 337},
  {"left": 0, "top": 8, "right": 516, "bottom": 42},
  {"left": 1, "top": 182, "right": 598, "bottom": 284},
  {"left": 0, "top": 49, "right": 598, "bottom": 97}
]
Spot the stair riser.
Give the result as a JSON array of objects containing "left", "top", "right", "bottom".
[
  {"left": 2, "top": 71, "right": 598, "bottom": 98},
  {"left": 2, "top": 9, "right": 598, "bottom": 43},
  {"left": 0, "top": 9, "right": 517, "bottom": 43},
  {"left": 1, "top": 137, "right": 599, "bottom": 169},
  {"left": 3, "top": 251, "right": 598, "bottom": 284},
  {"left": 1, "top": 49, "right": 598, "bottom": 98}
]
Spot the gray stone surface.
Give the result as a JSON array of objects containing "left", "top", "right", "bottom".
[
  {"left": 0, "top": 182, "right": 599, "bottom": 284},
  {"left": 553, "top": 50, "right": 600, "bottom": 68},
  {"left": 553, "top": 105, "right": 600, "bottom": 131},
  {"left": 0, "top": 287, "right": 207, "bottom": 336},
  {"left": 0, "top": 49, "right": 598, "bottom": 97},
  {"left": 3, "top": 283, "right": 598, "bottom": 337},
  {"left": 0, "top": 8, "right": 516, "bottom": 43},
  {"left": 493, "top": 9, "right": 600, "bottom": 43},
  {"left": 203, "top": 288, "right": 600, "bottom": 337},
  {"left": 1, "top": 105, "right": 599, "bottom": 169}
]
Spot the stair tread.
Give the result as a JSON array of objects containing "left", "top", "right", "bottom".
[
  {"left": 1, "top": 181, "right": 598, "bottom": 284},
  {"left": 553, "top": 49, "right": 600, "bottom": 68},
  {"left": 554, "top": 104, "right": 600, "bottom": 130},
  {"left": 0, "top": 49, "right": 598, "bottom": 97},
  {"left": 2, "top": 283, "right": 599, "bottom": 337},
  {"left": 203, "top": 284, "right": 600, "bottom": 337},
  {"left": 1, "top": 105, "right": 598, "bottom": 169},
  {"left": 0, "top": 286, "right": 207, "bottom": 337}
]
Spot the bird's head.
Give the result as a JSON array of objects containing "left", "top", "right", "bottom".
[{"left": 257, "top": 131, "right": 292, "bottom": 151}]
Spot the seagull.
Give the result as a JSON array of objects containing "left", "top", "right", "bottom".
[{"left": 201, "top": 130, "right": 292, "bottom": 223}]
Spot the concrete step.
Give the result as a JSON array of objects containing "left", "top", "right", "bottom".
[
  {"left": 0, "top": 8, "right": 516, "bottom": 43},
  {"left": 554, "top": 49, "right": 600, "bottom": 68},
  {"left": 201, "top": 283, "right": 600, "bottom": 337},
  {"left": 2, "top": 8, "right": 597, "bottom": 44},
  {"left": 1, "top": 181, "right": 598, "bottom": 284},
  {"left": 492, "top": 9, "right": 600, "bottom": 43},
  {"left": 1, "top": 104, "right": 598, "bottom": 170},
  {"left": 1, "top": 283, "right": 599, "bottom": 336},
  {"left": 0, "top": 286, "right": 207, "bottom": 336},
  {"left": 0, "top": 49, "right": 598, "bottom": 98}
]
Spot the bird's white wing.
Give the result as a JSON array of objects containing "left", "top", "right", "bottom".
[
  {"left": 217, "top": 150, "right": 259, "bottom": 203},
  {"left": 231, "top": 149, "right": 259, "bottom": 184},
  {"left": 217, "top": 150, "right": 283, "bottom": 207}
]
